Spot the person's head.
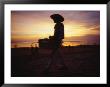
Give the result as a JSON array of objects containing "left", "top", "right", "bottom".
[{"left": 50, "top": 14, "right": 64, "bottom": 23}]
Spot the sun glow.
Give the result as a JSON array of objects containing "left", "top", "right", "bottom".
[
  {"left": 11, "top": 11, "right": 100, "bottom": 47},
  {"left": 65, "top": 24, "right": 88, "bottom": 37}
]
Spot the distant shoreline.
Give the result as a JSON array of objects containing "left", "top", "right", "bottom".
[{"left": 11, "top": 44, "right": 100, "bottom": 49}]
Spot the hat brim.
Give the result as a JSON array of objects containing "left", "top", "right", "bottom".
[{"left": 50, "top": 14, "right": 64, "bottom": 22}]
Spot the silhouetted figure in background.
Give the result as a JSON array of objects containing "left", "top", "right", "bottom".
[{"left": 43, "top": 14, "right": 68, "bottom": 75}]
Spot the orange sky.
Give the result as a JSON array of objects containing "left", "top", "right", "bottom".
[{"left": 11, "top": 11, "right": 100, "bottom": 47}]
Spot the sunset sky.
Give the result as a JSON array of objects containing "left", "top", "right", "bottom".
[{"left": 11, "top": 11, "right": 100, "bottom": 47}]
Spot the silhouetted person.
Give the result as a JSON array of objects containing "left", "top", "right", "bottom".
[
  {"left": 48, "top": 14, "right": 64, "bottom": 49},
  {"left": 43, "top": 14, "right": 68, "bottom": 75},
  {"left": 51, "top": 14, "right": 64, "bottom": 50}
]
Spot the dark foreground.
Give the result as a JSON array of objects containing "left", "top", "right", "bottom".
[{"left": 11, "top": 45, "right": 100, "bottom": 77}]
